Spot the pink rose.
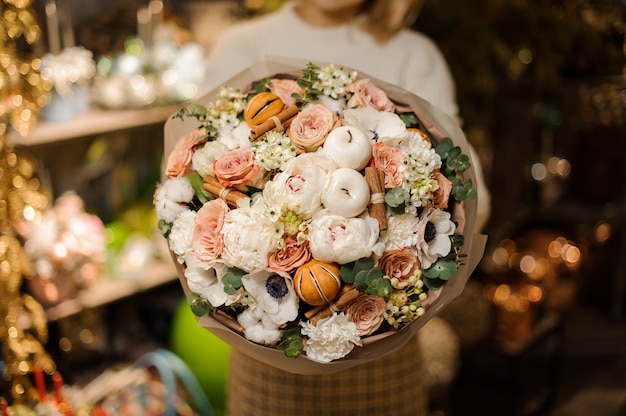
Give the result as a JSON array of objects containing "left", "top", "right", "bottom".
[
  {"left": 344, "top": 295, "right": 387, "bottom": 336},
  {"left": 192, "top": 198, "right": 229, "bottom": 263},
  {"left": 267, "top": 79, "right": 305, "bottom": 107},
  {"left": 213, "top": 147, "right": 264, "bottom": 191},
  {"left": 166, "top": 128, "right": 206, "bottom": 178},
  {"left": 371, "top": 142, "right": 404, "bottom": 188},
  {"left": 347, "top": 78, "right": 395, "bottom": 112},
  {"left": 288, "top": 103, "right": 336, "bottom": 152},
  {"left": 432, "top": 170, "right": 452, "bottom": 209},
  {"left": 268, "top": 237, "right": 312, "bottom": 273},
  {"left": 378, "top": 247, "right": 420, "bottom": 289}
]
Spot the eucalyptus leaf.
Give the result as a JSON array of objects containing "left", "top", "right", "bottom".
[{"left": 423, "top": 276, "right": 446, "bottom": 291}]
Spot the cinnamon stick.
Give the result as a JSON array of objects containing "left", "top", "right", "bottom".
[
  {"left": 203, "top": 175, "right": 251, "bottom": 207},
  {"left": 249, "top": 105, "right": 299, "bottom": 141},
  {"left": 365, "top": 167, "right": 387, "bottom": 230},
  {"left": 305, "top": 284, "right": 361, "bottom": 325}
]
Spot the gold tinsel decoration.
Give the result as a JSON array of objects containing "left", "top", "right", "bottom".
[{"left": 1, "top": 0, "right": 55, "bottom": 403}]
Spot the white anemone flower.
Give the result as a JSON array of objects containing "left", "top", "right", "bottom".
[
  {"left": 241, "top": 269, "right": 299, "bottom": 327},
  {"left": 184, "top": 257, "right": 237, "bottom": 307},
  {"left": 415, "top": 208, "right": 456, "bottom": 269}
]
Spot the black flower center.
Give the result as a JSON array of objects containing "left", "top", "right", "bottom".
[
  {"left": 424, "top": 221, "right": 437, "bottom": 243},
  {"left": 266, "top": 275, "right": 288, "bottom": 299}
]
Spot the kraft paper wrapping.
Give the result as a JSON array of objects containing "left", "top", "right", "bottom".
[{"left": 164, "top": 59, "right": 488, "bottom": 375}]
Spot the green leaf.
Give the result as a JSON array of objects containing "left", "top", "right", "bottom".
[
  {"left": 423, "top": 276, "right": 446, "bottom": 291},
  {"left": 399, "top": 112, "right": 420, "bottom": 128},
  {"left": 223, "top": 267, "right": 245, "bottom": 295},
  {"left": 278, "top": 327, "right": 304, "bottom": 358},
  {"left": 184, "top": 172, "right": 214, "bottom": 203},
  {"left": 385, "top": 187, "right": 409, "bottom": 208},
  {"left": 157, "top": 219, "right": 172, "bottom": 238},
  {"left": 353, "top": 257, "right": 374, "bottom": 276},
  {"left": 423, "top": 258, "right": 459, "bottom": 281},
  {"left": 340, "top": 262, "right": 356, "bottom": 284},
  {"left": 434, "top": 137, "right": 454, "bottom": 159},
  {"left": 187, "top": 292, "right": 213, "bottom": 316}
]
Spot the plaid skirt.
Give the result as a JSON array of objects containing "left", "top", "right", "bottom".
[{"left": 226, "top": 337, "right": 428, "bottom": 416}]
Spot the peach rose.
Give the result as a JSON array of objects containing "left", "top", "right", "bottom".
[
  {"left": 213, "top": 147, "right": 264, "bottom": 191},
  {"left": 347, "top": 78, "right": 395, "bottom": 112},
  {"left": 267, "top": 79, "right": 305, "bottom": 107},
  {"left": 432, "top": 170, "right": 452, "bottom": 209},
  {"left": 192, "top": 198, "right": 229, "bottom": 264},
  {"left": 288, "top": 103, "right": 336, "bottom": 152},
  {"left": 268, "top": 237, "right": 312, "bottom": 273},
  {"left": 166, "top": 128, "right": 206, "bottom": 178},
  {"left": 344, "top": 295, "right": 387, "bottom": 336},
  {"left": 378, "top": 247, "right": 420, "bottom": 289},
  {"left": 371, "top": 142, "right": 404, "bottom": 188}
]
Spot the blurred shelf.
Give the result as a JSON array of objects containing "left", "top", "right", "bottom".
[
  {"left": 9, "top": 104, "right": 183, "bottom": 147},
  {"left": 45, "top": 260, "right": 179, "bottom": 322}
]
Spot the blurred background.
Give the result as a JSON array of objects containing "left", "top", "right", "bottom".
[{"left": 1, "top": 0, "right": 624, "bottom": 415}]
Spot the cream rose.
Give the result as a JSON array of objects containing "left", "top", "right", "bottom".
[
  {"left": 288, "top": 103, "right": 336, "bottom": 152},
  {"left": 371, "top": 142, "right": 404, "bottom": 188},
  {"left": 192, "top": 141, "right": 229, "bottom": 178},
  {"left": 308, "top": 210, "right": 379, "bottom": 264},
  {"left": 213, "top": 147, "right": 265, "bottom": 191},
  {"left": 168, "top": 209, "right": 196, "bottom": 263},
  {"left": 381, "top": 213, "right": 421, "bottom": 252},
  {"left": 267, "top": 78, "right": 304, "bottom": 107},
  {"left": 344, "top": 295, "right": 387, "bottom": 336},
  {"left": 192, "top": 198, "right": 229, "bottom": 264},
  {"left": 166, "top": 128, "right": 206, "bottom": 178},
  {"left": 347, "top": 78, "right": 395, "bottom": 112}
]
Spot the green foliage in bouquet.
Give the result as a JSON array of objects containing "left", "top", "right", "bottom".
[
  {"left": 435, "top": 137, "right": 477, "bottom": 201},
  {"left": 340, "top": 258, "right": 393, "bottom": 298},
  {"left": 423, "top": 235, "right": 465, "bottom": 290},
  {"left": 278, "top": 326, "right": 304, "bottom": 358}
]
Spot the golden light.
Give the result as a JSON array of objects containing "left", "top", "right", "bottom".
[
  {"left": 519, "top": 255, "right": 536, "bottom": 274},
  {"left": 594, "top": 222, "right": 612, "bottom": 243},
  {"left": 492, "top": 246, "right": 510, "bottom": 266},
  {"left": 493, "top": 284, "right": 511, "bottom": 305}
]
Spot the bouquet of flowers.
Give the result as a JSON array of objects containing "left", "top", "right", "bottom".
[{"left": 155, "top": 60, "right": 486, "bottom": 373}]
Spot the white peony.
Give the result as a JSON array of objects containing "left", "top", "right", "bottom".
[
  {"left": 220, "top": 199, "right": 278, "bottom": 272},
  {"left": 241, "top": 269, "right": 299, "bottom": 326},
  {"left": 263, "top": 151, "right": 335, "bottom": 219},
  {"left": 416, "top": 208, "right": 456, "bottom": 269},
  {"left": 169, "top": 209, "right": 196, "bottom": 263},
  {"left": 300, "top": 313, "right": 362, "bottom": 363},
  {"left": 192, "top": 141, "right": 228, "bottom": 177},
  {"left": 154, "top": 177, "right": 194, "bottom": 223},
  {"left": 309, "top": 210, "right": 379, "bottom": 264}
]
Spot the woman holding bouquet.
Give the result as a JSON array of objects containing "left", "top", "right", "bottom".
[{"left": 199, "top": 0, "right": 492, "bottom": 415}]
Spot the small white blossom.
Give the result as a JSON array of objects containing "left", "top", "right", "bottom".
[
  {"left": 254, "top": 131, "right": 297, "bottom": 171},
  {"left": 314, "top": 64, "right": 358, "bottom": 100}
]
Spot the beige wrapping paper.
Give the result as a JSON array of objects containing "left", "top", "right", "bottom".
[{"left": 164, "top": 59, "right": 488, "bottom": 375}]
